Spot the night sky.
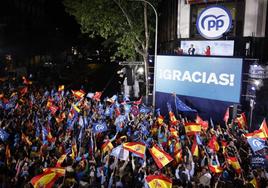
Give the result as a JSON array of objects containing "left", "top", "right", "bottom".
[{"left": 0, "top": 0, "right": 80, "bottom": 55}]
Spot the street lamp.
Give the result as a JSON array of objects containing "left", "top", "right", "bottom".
[{"left": 130, "top": 0, "right": 158, "bottom": 106}]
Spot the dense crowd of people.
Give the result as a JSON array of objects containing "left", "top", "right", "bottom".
[{"left": 0, "top": 78, "right": 267, "bottom": 188}]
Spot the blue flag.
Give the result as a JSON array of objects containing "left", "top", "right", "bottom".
[
  {"left": 93, "top": 122, "right": 108, "bottom": 133},
  {"left": 196, "top": 134, "right": 203, "bottom": 145},
  {"left": 139, "top": 106, "right": 151, "bottom": 114},
  {"left": 115, "top": 115, "right": 126, "bottom": 132},
  {"left": 0, "top": 128, "right": 9, "bottom": 141},
  {"left": 175, "top": 96, "right": 196, "bottom": 112},
  {"left": 247, "top": 138, "right": 266, "bottom": 152}
]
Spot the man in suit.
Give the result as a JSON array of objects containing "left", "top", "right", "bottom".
[{"left": 188, "top": 44, "right": 195, "bottom": 55}]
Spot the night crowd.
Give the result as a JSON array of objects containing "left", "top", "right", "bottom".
[{"left": 0, "top": 78, "right": 267, "bottom": 188}]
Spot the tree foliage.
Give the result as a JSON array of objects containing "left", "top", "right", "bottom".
[{"left": 63, "top": 0, "right": 158, "bottom": 61}]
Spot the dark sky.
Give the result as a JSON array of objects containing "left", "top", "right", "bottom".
[{"left": 0, "top": 0, "right": 81, "bottom": 55}]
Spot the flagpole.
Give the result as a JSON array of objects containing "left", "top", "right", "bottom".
[{"left": 173, "top": 93, "right": 179, "bottom": 118}]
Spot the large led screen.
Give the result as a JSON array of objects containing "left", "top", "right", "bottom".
[
  {"left": 155, "top": 56, "right": 243, "bottom": 103},
  {"left": 180, "top": 40, "right": 234, "bottom": 56}
]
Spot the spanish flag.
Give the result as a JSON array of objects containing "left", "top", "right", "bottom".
[
  {"left": 146, "top": 174, "right": 172, "bottom": 188},
  {"left": 56, "top": 154, "right": 67, "bottom": 167},
  {"left": 46, "top": 98, "right": 53, "bottom": 108},
  {"left": 184, "top": 122, "right": 201, "bottom": 135},
  {"left": 196, "top": 115, "right": 208, "bottom": 131},
  {"left": 149, "top": 144, "right": 173, "bottom": 169},
  {"left": 208, "top": 164, "right": 223, "bottom": 173},
  {"left": 31, "top": 168, "right": 65, "bottom": 188},
  {"left": 250, "top": 177, "right": 259, "bottom": 188},
  {"left": 72, "top": 104, "right": 81, "bottom": 113},
  {"left": 123, "top": 142, "right": 146, "bottom": 158},
  {"left": 236, "top": 112, "right": 247, "bottom": 129},
  {"left": 72, "top": 89, "right": 85, "bottom": 99},
  {"left": 244, "top": 130, "right": 266, "bottom": 140},
  {"left": 259, "top": 119, "right": 268, "bottom": 138},
  {"left": 169, "top": 128, "right": 178, "bottom": 138},
  {"left": 43, "top": 168, "right": 65, "bottom": 175},
  {"left": 71, "top": 142, "right": 77, "bottom": 160},
  {"left": 93, "top": 91, "right": 102, "bottom": 101},
  {"left": 169, "top": 111, "right": 178, "bottom": 125},
  {"left": 207, "top": 135, "right": 220, "bottom": 152},
  {"left": 157, "top": 115, "right": 164, "bottom": 126},
  {"left": 227, "top": 156, "right": 241, "bottom": 174},
  {"left": 221, "top": 141, "right": 228, "bottom": 155},
  {"left": 191, "top": 138, "right": 199, "bottom": 157},
  {"left": 101, "top": 141, "right": 114, "bottom": 154},
  {"left": 174, "top": 149, "right": 182, "bottom": 163},
  {"left": 58, "top": 85, "right": 64, "bottom": 92}
]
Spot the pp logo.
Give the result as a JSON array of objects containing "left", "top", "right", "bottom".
[
  {"left": 252, "top": 139, "right": 263, "bottom": 148},
  {"left": 95, "top": 123, "right": 105, "bottom": 131},
  {"left": 196, "top": 6, "right": 232, "bottom": 39}
]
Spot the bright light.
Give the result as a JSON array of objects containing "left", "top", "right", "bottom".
[
  {"left": 251, "top": 86, "right": 256, "bottom": 91},
  {"left": 137, "top": 67, "right": 144, "bottom": 75},
  {"left": 254, "top": 79, "right": 261, "bottom": 86}
]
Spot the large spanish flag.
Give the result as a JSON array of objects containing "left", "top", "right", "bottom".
[
  {"left": 227, "top": 156, "right": 241, "bottom": 174},
  {"left": 149, "top": 145, "right": 173, "bottom": 169},
  {"left": 146, "top": 174, "right": 172, "bottom": 188},
  {"left": 208, "top": 164, "right": 223, "bottom": 173},
  {"left": 184, "top": 122, "right": 201, "bottom": 135},
  {"left": 31, "top": 168, "right": 65, "bottom": 188},
  {"left": 101, "top": 141, "right": 114, "bottom": 154},
  {"left": 123, "top": 142, "right": 146, "bottom": 158},
  {"left": 259, "top": 119, "right": 268, "bottom": 138}
]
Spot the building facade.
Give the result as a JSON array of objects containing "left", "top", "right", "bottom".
[{"left": 158, "top": 0, "right": 268, "bottom": 62}]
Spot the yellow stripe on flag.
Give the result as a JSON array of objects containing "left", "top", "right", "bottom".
[
  {"left": 184, "top": 123, "right": 201, "bottom": 135},
  {"left": 123, "top": 142, "right": 146, "bottom": 158},
  {"left": 149, "top": 145, "right": 173, "bottom": 169},
  {"left": 146, "top": 174, "right": 172, "bottom": 188}
]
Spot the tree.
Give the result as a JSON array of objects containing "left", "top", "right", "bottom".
[{"left": 63, "top": 0, "right": 159, "bottom": 97}]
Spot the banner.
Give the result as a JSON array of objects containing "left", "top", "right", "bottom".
[{"left": 155, "top": 56, "right": 243, "bottom": 103}]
